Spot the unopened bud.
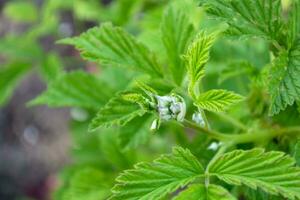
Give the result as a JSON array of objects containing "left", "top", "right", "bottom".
[
  {"left": 192, "top": 112, "right": 206, "bottom": 127},
  {"left": 155, "top": 94, "right": 186, "bottom": 122}
]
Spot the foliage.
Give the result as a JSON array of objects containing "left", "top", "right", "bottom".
[
  {"left": 3, "top": 0, "right": 300, "bottom": 199},
  {"left": 59, "top": 23, "right": 163, "bottom": 77},
  {"left": 111, "top": 147, "right": 204, "bottom": 200},
  {"left": 195, "top": 89, "right": 243, "bottom": 112},
  {"left": 174, "top": 184, "right": 236, "bottom": 200}
]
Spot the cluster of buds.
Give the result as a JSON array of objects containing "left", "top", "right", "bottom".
[
  {"left": 156, "top": 94, "right": 186, "bottom": 122},
  {"left": 150, "top": 94, "right": 186, "bottom": 130}
]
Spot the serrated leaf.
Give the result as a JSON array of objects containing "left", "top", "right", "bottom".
[
  {"left": 183, "top": 31, "right": 216, "bottom": 85},
  {"left": 199, "top": 0, "right": 283, "bottom": 40},
  {"left": 0, "top": 62, "right": 30, "bottom": 106},
  {"left": 40, "top": 52, "right": 63, "bottom": 82},
  {"left": 62, "top": 168, "right": 110, "bottom": 200},
  {"left": 161, "top": 6, "right": 195, "bottom": 85},
  {"left": 294, "top": 141, "right": 300, "bottom": 166},
  {"left": 174, "top": 184, "right": 236, "bottom": 200},
  {"left": 238, "top": 187, "right": 282, "bottom": 200},
  {"left": 60, "top": 23, "right": 163, "bottom": 77},
  {"left": 29, "top": 71, "right": 113, "bottom": 109},
  {"left": 111, "top": 147, "right": 204, "bottom": 200},
  {"left": 269, "top": 42, "right": 300, "bottom": 115},
  {"left": 209, "top": 148, "right": 300, "bottom": 200},
  {"left": 195, "top": 89, "right": 243, "bottom": 112},
  {"left": 121, "top": 92, "right": 152, "bottom": 110},
  {"left": 89, "top": 94, "right": 146, "bottom": 131}
]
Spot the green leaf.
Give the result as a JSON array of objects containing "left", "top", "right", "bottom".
[
  {"left": 268, "top": 42, "right": 300, "bottom": 115},
  {"left": 161, "top": 6, "right": 194, "bottom": 85},
  {"left": 209, "top": 148, "right": 300, "bottom": 200},
  {"left": 195, "top": 89, "right": 243, "bottom": 112},
  {"left": 60, "top": 23, "right": 163, "bottom": 77},
  {"left": 99, "top": 130, "right": 135, "bottom": 170},
  {"left": 0, "top": 62, "right": 30, "bottom": 106},
  {"left": 111, "top": 147, "right": 204, "bottom": 200},
  {"left": 29, "top": 71, "right": 113, "bottom": 109},
  {"left": 183, "top": 31, "right": 216, "bottom": 85},
  {"left": 174, "top": 184, "right": 236, "bottom": 200},
  {"left": 199, "top": 0, "right": 283, "bottom": 40},
  {"left": 294, "top": 140, "right": 300, "bottom": 166},
  {"left": 218, "top": 61, "right": 257, "bottom": 84},
  {"left": 40, "top": 52, "right": 63, "bottom": 82},
  {"left": 118, "top": 114, "right": 152, "bottom": 150},
  {"left": 121, "top": 92, "right": 152, "bottom": 111},
  {"left": 62, "top": 168, "right": 110, "bottom": 200},
  {"left": 0, "top": 36, "right": 42, "bottom": 61},
  {"left": 89, "top": 94, "right": 146, "bottom": 131},
  {"left": 4, "top": 1, "right": 38, "bottom": 23}
]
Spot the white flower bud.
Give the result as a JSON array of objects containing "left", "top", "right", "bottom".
[
  {"left": 192, "top": 112, "right": 206, "bottom": 127},
  {"left": 150, "top": 119, "right": 159, "bottom": 130},
  {"left": 207, "top": 142, "right": 220, "bottom": 150}
]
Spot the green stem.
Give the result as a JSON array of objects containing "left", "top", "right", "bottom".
[
  {"left": 204, "top": 143, "right": 232, "bottom": 187},
  {"left": 184, "top": 120, "right": 300, "bottom": 145},
  {"left": 184, "top": 120, "right": 229, "bottom": 141}
]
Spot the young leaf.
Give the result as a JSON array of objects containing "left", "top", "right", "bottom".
[
  {"left": 0, "top": 62, "right": 30, "bottom": 106},
  {"left": 60, "top": 23, "right": 163, "bottom": 77},
  {"left": 199, "top": 0, "right": 283, "bottom": 40},
  {"left": 89, "top": 94, "right": 146, "bottom": 131},
  {"left": 209, "top": 148, "right": 300, "bottom": 200},
  {"left": 268, "top": 43, "right": 300, "bottom": 115},
  {"left": 111, "top": 147, "right": 204, "bottom": 200},
  {"left": 195, "top": 89, "right": 244, "bottom": 112},
  {"left": 29, "top": 71, "right": 113, "bottom": 109},
  {"left": 183, "top": 31, "right": 216, "bottom": 86},
  {"left": 174, "top": 184, "right": 236, "bottom": 200},
  {"left": 62, "top": 168, "right": 110, "bottom": 200},
  {"left": 161, "top": 6, "right": 194, "bottom": 85}
]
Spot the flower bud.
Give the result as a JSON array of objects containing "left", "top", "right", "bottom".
[
  {"left": 155, "top": 94, "right": 186, "bottom": 122},
  {"left": 192, "top": 112, "right": 206, "bottom": 127}
]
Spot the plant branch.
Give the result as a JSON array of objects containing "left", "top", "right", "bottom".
[{"left": 184, "top": 119, "right": 300, "bottom": 145}]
